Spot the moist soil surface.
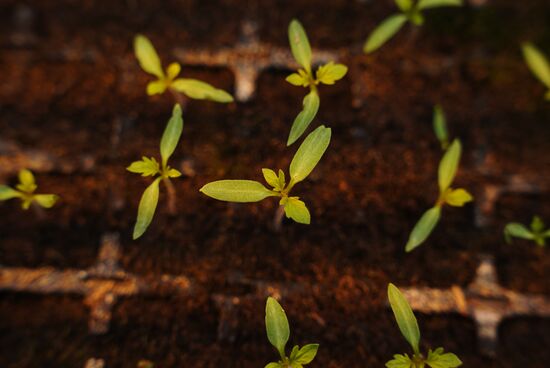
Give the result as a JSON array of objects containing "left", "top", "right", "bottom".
[{"left": 1, "top": 1, "right": 550, "bottom": 367}]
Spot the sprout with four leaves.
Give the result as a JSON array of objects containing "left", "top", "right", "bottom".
[
  {"left": 364, "top": 0, "right": 463, "bottom": 54},
  {"left": 0, "top": 169, "right": 58, "bottom": 210},
  {"left": 405, "top": 139, "right": 473, "bottom": 252},
  {"left": 134, "top": 34, "right": 233, "bottom": 104},
  {"left": 265, "top": 297, "right": 319, "bottom": 368},
  {"left": 521, "top": 42, "right": 550, "bottom": 101},
  {"left": 504, "top": 216, "right": 550, "bottom": 247},
  {"left": 200, "top": 125, "right": 331, "bottom": 228},
  {"left": 386, "top": 283, "right": 462, "bottom": 368},
  {"left": 285, "top": 19, "right": 347, "bottom": 146},
  {"left": 127, "top": 104, "right": 184, "bottom": 239}
]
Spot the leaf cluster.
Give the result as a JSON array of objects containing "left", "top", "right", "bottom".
[
  {"left": 0, "top": 169, "right": 58, "bottom": 210},
  {"left": 285, "top": 20, "right": 347, "bottom": 145},
  {"left": 364, "top": 0, "right": 463, "bottom": 53},
  {"left": 504, "top": 216, "right": 550, "bottom": 247},
  {"left": 521, "top": 43, "right": 550, "bottom": 101},
  {"left": 265, "top": 297, "right": 319, "bottom": 368}
]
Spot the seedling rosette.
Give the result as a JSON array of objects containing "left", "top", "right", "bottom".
[
  {"left": 504, "top": 216, "right": 550, "bottom": 247},
  {"left": 0, "top": 169, "right": 58, "bottom": 211}
]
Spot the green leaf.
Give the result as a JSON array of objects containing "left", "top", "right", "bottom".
[
  {"left": 530, "top": 216, "right": 545, "bottom": 233},
  {"left": 264, "top": 363, "right": 281, "bottom": 368},
  {"left": 290, "top": 125, "right": 331, "bottom": 184},
  {"left": 504, "top": 223, "right": 534, "bottom": 244},
  {"left": 127, "top": 157, "right": 161, "bottom": 177},
  {"left": 443, "top": 188, "right": 473, "bottom": 207},
  {"left": 417, "top": 0, "right": 463, "bottom": 10},
  {"left": 17, "top": 169, "right": 37, "bottom": 193},
  {"left": 438, "top": 139, "right": 462, "bottom": 193},
  {"left": 522, "top": 43, "right": 550, "bottom": 90},
  {"left": 277, "top": 170, "right": 286, "bottom": 191},
  {"left": 395, "top": 0, "right": 413, "bottom": 12},
  {"left": 287, "top": 90, "right": 320, "bottom": 146},
  {"left": 386, "top": 353, "right": 414, "bottom": 368},
  {"left": 262, "top": 168, "right": 280, "bottom": 190},
  {"left": 171, "top": 78, "right": 234, "bottom": 103},
  {"left": 292, "top": 344, "right": 319, "bottom": 365},
  {"left": 21, "top": 198, "right": 33, "bottom": 210},
  {"left": 166, "top": 168, "right": 182, "bottom": 178},
  {"left": 33, "top": 194, "right": 58, "bottom": 209},
  {"left": 282, "top": 197, "right": 311, "bottom": 225},
  {"left": 146, "top": 80, "right": 167, "bottom": 96},
  {"left": 286, "top": 72, "right": 309, "bottom": 87},
  {"left": 426, "top": 347, "right": 463, "bottom": 368},
  {"left": 0, "top": 185, "right": 22, "bottom": 200},
  {"left": 405, "top": 206, "right": 441, "bottom": 252},
  {"left": 316, "top": 62, "right": 348, "bottom": 85},
  {"left": 363, "top": 14, "right": 407, "bottom": 54},
  {"left": 166, "top": 62, "right": 181, "bottom": 80},
  {"left": 265, "top": 297, "right": 290, "bottom": 359},
  {"left": 200, "top": 180, "right": 276, "bottom": 203},
  {"left": 388, "top": 283, "right": 421, "bottom": 355},
  {"left": 160, "top": 104, "right": 184, "bottom": 166},
  {"left": 134, "top": 34, "right": 164, "bottom": 79},
  {"left": 288, "top": 19, "right": 312, "bottom": 72},
  {"left": 133, "top": 178, "right": 161, "bottom": 240},
  {"left": 433, "top": 105, "right": 449, "bottom": 150}
]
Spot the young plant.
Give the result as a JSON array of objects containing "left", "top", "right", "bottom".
[
  {"left": 265, "top": 297, "right": 319, "bottom": 368},
  {"left": 285, "top": 19, "right": 347, "bottom": 146},
  {"left": 134, "top": 34, "right": 234, "bottom": 104},
  {"left": 432, "top": 104, "right": 449, "bottom": 150},
  {"left": 521, "top": 42, "right": 550, "bottom": 101},
  {"left": 405, "top": 139, "right": 473, "bottom": 252},
  {"left": 364, "top": 0, "right": 463, "bottom": 54},
  {"left": 200, "top": 125, "right": 331, "bottom": 228},
  {"left": 0, "top": 169, "right": 58, "bottom": 210},
  {"left": 504, "top": 216, "right": 550, "bottom": 247},
  {"left": 386, "top": 283, "right": 462, "bottom": 368},
  {"left": 127, "top": 104, "right": 183, "bottom": 239}
]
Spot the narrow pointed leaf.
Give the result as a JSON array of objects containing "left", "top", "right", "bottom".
[
  {"left": 287, "top": 90, "right": 320, "bottom": 146},
  {"left": 288, "top": 19, "right": 312, "bottom": 71},
  {"left": 433, "top": 105, "right": 449, "bottom": 150},
  {"left": 405, "top": 206, "right": 441, "bottom": 252},
  {"left": 134, "top": 34, "right": 164, "bottom": 78},
  {"left": 200, "top": 180, "right": 276, "bottom": 203},
  {"left": 290, "top": 125, "right": 331, "bottom": 183},
  {"left": 388, "top": 283, "right": 421, "bottom": 355},
  {"left": 417, "top": 0, "right": 463, "bottom": 10},
  {"left": 438, "top": 139, "right": 462, "bottom": 192},
  {"left": 265, "top": 297, "right": 290, "bottom": 359},
  {"left": 133, "top": 178, "right": 161, "bottom": 240},
  {"left": 363, "top": 14, "right": 407, "bottom": 54},
  {"left": 0, "top": 185, "right": 22, "bottom": 200},
  {"left": 283, "top": 197, "right": 311, "bottom": 224},
  {"left": 160, "top": 104, "right": 184, "bottom": 166},
  {"left": 522, "top": 43, "right": 550, "bottom": 89},
  {"left": 171, "top": 78, "right": 233, "bottom": 103},
  {"left": 504, "top": 223, "right": 534, "bottom": 244}
]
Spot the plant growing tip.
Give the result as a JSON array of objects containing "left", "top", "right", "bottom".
[
  {"left": 504, "top": 215, "right": 550, "bottom": 247},
  {"left": 405, "top": 139, "right": 473, "bottom": 252},
  {"left": 200, "top": 125, "right": 331, "bottom": 228},
  {"left": 127, "top": 104, "right": 184, "bottom": 240},
  {"left": 286, "top": 19, "right": 347, "bottom": 146},
  {"left": 386, "top": 283, "right": 462, "bottom": 368},
  {"left": 364, "top": 0, "right": 463, "bottom": 54},
  {"left": 521, "top": 42, "right": 550, "bottom": 101},
  {"left": 265, "top": 297, "right": 319, "bottom": 368},
  {"left": 134, "top": 34, "right": 234, "bottom": 103},
  {"left": 0, "top": 169, "right": 58, "bottom": 211}
]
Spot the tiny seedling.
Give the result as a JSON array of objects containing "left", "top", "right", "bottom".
[
  {"left": 405, "top": 139, "right": 473, "bottom": 252},
  {"left": 285, "top": 19, "right": 347, "bottom": 146},
  {"left": 521, "top": 42, "right": 550, "bottom": 101},
  {"left": 200, "top": 125, "right": 331, "bottom": 228},
  {"left": 127, "top": 104, "right": 184, "bottom": 239},
  {"left": 134, "top": 34, "right": 234, "bottom": 104},
  {"left": 504, "top": 216, "right": 550, "bottom": 247},
  {"left": 0, "top": 169, "right": 58, "bottom": 210},
  {"left": 265, "top": 297, "right": 319, "bottom": 368},
  {"left": 386, "top": 283, "right": 462, "bottom": 368},
  {"left": 364, "top": 0, "right": 463, "bottom": 54},
  {"left": 432, "top": 104, "right": 449, "bottom": 150}
]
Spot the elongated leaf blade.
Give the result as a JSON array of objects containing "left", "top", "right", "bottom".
[
  {"left": 438, "top": 139, "right": 462, "bottom": 192},
  {"left": 288, "top": 19, "right": 312, "bottom": 71},
  {"left": 433, "top": 105, "right": 449, "bottom": 150},
  {"left": 160, "top": 104, "right": 184, "bottom": 166},
  {"left": 405, "top": 206, "right": 441, "bottom": 252},
  {"left": 388, "top": 283, "right": 421, "bottom": 354},
  {"left": 504, "top": 223, "right": 534, "bottom": 244},
  {"left": 133, "top": 178, "right": 161, "bottom": 240},
  {"left": 265, "top": 297, "right": 290, "bottom": 359},
  {"left": 0, "top": 185, "right": 22, "bottom": 200},
  {"left": 171, "top": 78, "right": 234, "bottom": 103},
  {"left": 134, "top": 34, "right": 164, "bottom": 78},
  {"left": 363, "top": 14, "right": 407, "bottom": 54},
  {"left": 200, "top": 180, "right": 275, "bottom": 203},
  {"left": 417, "top": 0, "right": 463, "bottom": 10},
  {"left": 33, "top": 194, "right": 58, "bottom": 208},
  {"left": 287, "top": 91, "right": 320, "bottom": 146},
  {"left": 290, "top": 125, "right": 331, "bottom": 183},
  {"left": 522, "top": 43, "right": 550, "bottom": 89}
]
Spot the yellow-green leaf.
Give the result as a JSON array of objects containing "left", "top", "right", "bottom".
[
  {"left": 200, "top": 180, "right": 276, "bottom": 203},
  {"left": 363, "top": 14, "right": 407, "bottom": 54},
  {"left": 417, "top": 0, "right": 463, "bottom": 10},
  {"left": 504, "top": 223, "right": 534, "bottom": 244},
  {"left": 171, "top": 78, "right": 233, "bottom": 103},
  {"left": 405, "top": 206, "right": 441, "bottom": 252},
  {"left": 34, "top": 194, "right": 59, "bottom": 209},
  {"left": 316, "top": 62, "right": 348, "bottom": 85},
  {"left": 522, "top": 42, "right": 550, "bottom": 90},
  {"left": 265, "top": 297, "right": 290, "bottom": 359},
  {"left": 282, "top": 197, "right": 311, "bottom": 224},
  {"left": 388, "top": 283, "right": 420, "bottom": 355},
  {"left": 134, "top": 34, "right": 164, "bottom": 79},
  {"left": 146, "top": 80, "right": 167, "bottom": 96},
  {"left": 287, "top": 90, "right": 320, "bottom": 146},
  {"left": 288, "top": 19, "right": 312, "bottom": 72},
  {"left": 290, "top": 125, "right": 331, "bottom": 183},
  {"left": 292, "top": 344, "right": 319, "bottom": 365},
  {"left": 386, "top": 353, "right": 413, "bottom": 368},
  {"left": 262, "top": 168, "right": 280, "bottom": 190},
  {"left": 438, "top": 139, "right": 462, "bottom": 193},
  {"left": 0, "top": 185, "right": 22, "bottom": 200},
  {"left": 166, "top": 62, "right": 181, "bottom": 80},
  {"left": 133, "top": 178, "right": 161, "bottom": 240},
  {"left": 443, "top": 188, "right": 473, "bottom": 207},
  {"left": 286, "top": 72, "right": 309, "bottom": 87},
  {"left": 17, "top": 169, "right": 37, "bottom": 193},
  {"left": 127, "top": 157, "right": 160, "bottom": 177},
  {"left": 426, "top": 347, "right": 463, "bottom": 368},
  {"left": 160, "top": 104, "right": 184, "bottom": 166},
  {"left": 433, "top": 105, "right": 449, "bottom": 150}
]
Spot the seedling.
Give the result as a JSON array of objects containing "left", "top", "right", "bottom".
[
  {"left": 0, "top": 169, "right": 58, "bottom": 210},
  {"left": 127, "top": 104, "right": 183, "bottom": 239},
  {"left": 364, "top": 0, "right": 463, "bottom": 54},
  {"left": 521, "top": 42, "right": 550, "bottom": 101},
  {"left": 386, "top": 283, "right": 462, "bottom": 368},
  {"left": 134, "top": 34, "right": 234, "bottom": 104},
  {"left": 405, "top": 139, "right": 473, "bottom": 252},
  {"left": 504, "top": 216, "right": 550, "bottom": 247},
  {"left": 264, "top": 297, "right": 319, "bottom": 368},
  {"left": 432, "top": 105, "right": 449, "bottom": 150},
  {"left": 200, "top": 125, "right": 331, "bottom": 228},
  {"left": 285, "top": 19, "right": 347, "bottom": 146}
]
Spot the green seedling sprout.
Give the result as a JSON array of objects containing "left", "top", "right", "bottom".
[
  {"left": 405, "top": 139, "right": 473, "bottom": 252},
  {"left": 386, "top": 283, "right": 462, "bottom": 368},
  {"left": 504, "top": 215, "right": 550, "bottom": 247},
  {"left": 364, "top": 0, "right": 463, "bottom": 54},
  {"left": 433, "top": 105, "right": 449, "bottom": 150},
  {"left": 0, "top": 169, "right": 58, "bottom": 211},
  {"left": 521, "top": 43, "right": 550, "bottom": 101},
  {"left": 265, "top": 297, "right": 319, "bottom": 368},
  {"left": 127, "top": 104, "right": 184, "bottom": 239},
  {"left": 200, "top": 125, "right": 331, "bottom": 229},
  {"left": 285, "top": 19, "right": 347, "bottom": 146},
  {"left": 134, "top": 34, "right": 234, "bottom": 104}
]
